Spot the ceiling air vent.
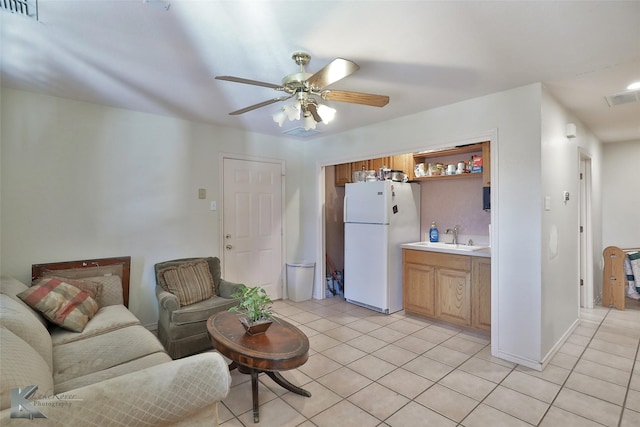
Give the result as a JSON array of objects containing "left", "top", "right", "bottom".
[
  {"left": 605, "top": 89, "right": 640, "bottom": 107},
  {"left": 1, "top": 0, "right": 38, "bottom": 20},
  {"left": 282, "top": 127, "right": 321, "bottom": 137}
]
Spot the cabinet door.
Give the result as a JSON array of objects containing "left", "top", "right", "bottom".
[
  {"left": 472, "top": 257, "right": 491, "bottom": 331},
  {"left": 403, "top": 262, "right": 436, "bottom": 317},
  {"left": 335, "top": 163, "right": 352, "bottom": 187},
  {"left": 390, "top": 154, "right": 415, "bottom": 181},
  {"left": 436, "top": 268, "right": 471, "bottom": 326},
  {"left": 368, "top": 157, "right": 391, "bottom": 171},
  {"left": 351, "top": 160, "right": 368, "bottom": 172}
]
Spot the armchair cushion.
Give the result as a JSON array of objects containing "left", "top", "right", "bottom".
[
  {"left": 158, "top": 259, "right": 215, "bottom": 306},
  {"left": 171, "top": 296, "right": 239, "bottom": 326}
]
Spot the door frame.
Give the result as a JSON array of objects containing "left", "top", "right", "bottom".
[
  {"left": 578, "top": 149, "right": 594, "bottom": 308},
  {"left": 219, "top": 153, "right": 287, "bottom": 297}
]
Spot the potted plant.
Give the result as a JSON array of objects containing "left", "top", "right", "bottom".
[{"left": 229, "top": 285, "right": 274, "bottom": 335}]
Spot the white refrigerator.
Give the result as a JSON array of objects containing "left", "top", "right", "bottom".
[{"left": 344, "top": 181, "right": 420, "bottom": 313}]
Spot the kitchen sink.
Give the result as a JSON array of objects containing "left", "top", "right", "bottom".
[{"left": 412, "top": 241, "right": 489, "bottom": 251}]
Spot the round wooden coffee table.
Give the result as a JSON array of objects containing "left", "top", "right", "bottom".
[{"left": 207, "top": 311, "right": 311, "bottom": 423}]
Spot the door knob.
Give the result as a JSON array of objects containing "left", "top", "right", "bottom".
[{"left": 226, "top": 244, "right": 233, "bottom": 250}]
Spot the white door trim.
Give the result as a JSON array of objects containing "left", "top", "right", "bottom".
[
  {"left": 219, "top": 153, "right": 286, "bottom": 296},
  {"left": 578, "top": 150, "right": 594, "bottom": 308}
]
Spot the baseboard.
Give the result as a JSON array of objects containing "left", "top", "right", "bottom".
[{"left": 539, "top": 317, "right": 580, "bottom": 369}]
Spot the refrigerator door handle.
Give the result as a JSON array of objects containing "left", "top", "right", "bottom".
[{"left": 343, "top": 195, "right": 348, "bottom": 221}]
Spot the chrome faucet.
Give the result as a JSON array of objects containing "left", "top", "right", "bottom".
[{"left": 446, "top": 226, "right": 459, "bottom": 245}]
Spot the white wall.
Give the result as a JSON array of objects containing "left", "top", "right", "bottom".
[
  {"left": 539, "top": 89, "right": 603, "bottom": 361},
  {"left": 602, "top": 140, "right": 640, "bottom": 249},
  {"left": 0, "top": 88, "right": 305, "bottom": 327},
  {"left": 305, "top": 84, "right": 545, "bottom": 368}
]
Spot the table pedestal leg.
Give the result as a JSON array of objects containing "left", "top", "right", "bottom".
[
  {"left": 266, "top": 372, "right": 312, "bottom": 397},
  {"left": 251, "top": 369, "right": 259, "bottom": 423}
]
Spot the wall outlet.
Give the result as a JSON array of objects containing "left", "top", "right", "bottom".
[{"left": 210, "top": 201, "right": 217, "bottom": 211}]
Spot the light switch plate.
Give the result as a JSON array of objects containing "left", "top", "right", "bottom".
[
  {"left": 210, "top": 201, "right": 217, "bottom": 211},
  {"left": 198, "top": 188, "right": 206, "bottom": 199},
  {"left": 544, "top": 196, "right": 551, "bottom": 211}
]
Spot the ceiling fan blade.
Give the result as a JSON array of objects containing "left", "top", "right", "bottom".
[
  {"left": 323, "top": 90, "right": 389, "bottom": 107},
  {"left": 216, "top": 76, "right": 281, "bottom": 89},
  {"left": 307, "top": 103, "right": 322, "bottom": 122},
  {"left": 306, "top": 58, "right": 360, "bottom": 89},
  {"left": 229, "top": 96, "right": 291, "bottom": 115}
]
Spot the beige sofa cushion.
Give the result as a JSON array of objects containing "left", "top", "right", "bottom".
[
  {"left": 0, "top": 296, "right": 53, "bottom": 371},
  {"left": 41, "top": 273, "right": 124, "bottom": 307},
  {"left": 50, "top": 304, "right": 141, "bottom": 346},
  {"left": 0, "top": 276, "right": 48, "bottom": 328},
  {"left": 53, "top": 325, "right": 166, "bottom": 385},
  {"left": 55, "top": 352, "right": 171, "bottom": 393},
  {"left": 0, "top": 328, "right": 54, "bottom": 411}
]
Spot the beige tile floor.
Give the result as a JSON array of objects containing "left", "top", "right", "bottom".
[{"left": 217, "top": 296, "right": 640, "bottom": 427}]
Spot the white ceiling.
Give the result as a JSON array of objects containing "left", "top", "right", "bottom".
[{"left": 2, "top": 1, "right": 639, "bottom": 142}]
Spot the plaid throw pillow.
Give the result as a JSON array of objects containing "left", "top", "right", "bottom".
[
  {"left": 159, "top": 260, "right": 215, "bottom": 306},
  {"left": 18, "top": 278, "right": 99, "bottom": 332}
]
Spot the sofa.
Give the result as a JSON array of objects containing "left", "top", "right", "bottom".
[
  {"left": 155, "top": 257, "right": 243, "bottom": 359},
  {"left": 0, "top": 274, "right": 231, "bottom": 426}
]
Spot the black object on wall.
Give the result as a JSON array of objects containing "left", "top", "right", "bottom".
[{"left": 483, "top": 186, "right": 491, "bottom": 211}]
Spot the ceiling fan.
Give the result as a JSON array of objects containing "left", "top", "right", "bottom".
[{"left": 215, "top": 52, "right": 389, "bottom": 127}]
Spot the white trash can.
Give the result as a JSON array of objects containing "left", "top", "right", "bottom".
[{"left": 286, "top": 262, "right": 315, "bottom": 302}]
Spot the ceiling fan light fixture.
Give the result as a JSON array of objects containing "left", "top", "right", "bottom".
[
  {"left": 272, "top": 109, "right": 287, "bottom": 127},
  {"left": 303, "top": 112, "right": 317, "bottom": 131},
  {"left": 317, "top": 104, "right": 336, "bottom": 124},
  {"left": 283, "top": 101, "right": 301, "bottom": 121}
]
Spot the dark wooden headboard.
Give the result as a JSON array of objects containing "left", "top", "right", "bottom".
[{"left": 32, "top": 256, "right": 132, "bottom": 307}]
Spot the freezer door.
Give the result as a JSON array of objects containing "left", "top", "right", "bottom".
[
  {"left": 344, "top": 223, "right": 389, "bottom": 312},
  {"left": 344, "top": 181, "right": 390, "bottom": 224}
]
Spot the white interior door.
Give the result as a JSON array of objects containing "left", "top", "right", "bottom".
[{"left": 223, "top": 158, "right": 283, "bottom": 300}]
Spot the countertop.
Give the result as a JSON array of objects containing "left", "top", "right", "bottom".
[{"left": 401, "top": 241, "right": 491, "bottom": 258}]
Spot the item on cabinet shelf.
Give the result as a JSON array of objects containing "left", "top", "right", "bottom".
[
  {"left": 483, "top": 187, "right": 491, "bottom": 211},
  {"left": 414, "top": 163, "right": 426, "bottom": 178},
  {"left": 429, "top": 221, "right": 439, "bottom": 242},
  {"left": 379, "top": 166, "right": 391, "bottom": 181},
  {"left": 390, "top": 170, "right": 405, "bottom": 182},
  {"left": 457, "top": 161, "right": 466, "bottom": 174},
  {"left": 446, "top": 164, "right": 456, "bottom": 175},
  {"left": 365, "top": 170, "right": 377, "bottom": 181},
  {"left": 471, "top": 155, "right": 483, "bottom": 173},
  {"left": 430, "top": 163, "right": 443, "bottom": 176}
]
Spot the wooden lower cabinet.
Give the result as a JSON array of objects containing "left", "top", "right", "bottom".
[
  {"left": 472, "top": 257, "right": 491, "bottom": 332},
  {"left": 436, "top": 268, "right": 471, "bottom": 326},
  {"left": 402, "top": 262, "right": 435, "bottom": 317},
  {"left": 402, "top": 249, "right": 490, "bottom": 332}
]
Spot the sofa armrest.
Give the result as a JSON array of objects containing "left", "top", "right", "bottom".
[
  {"left": 218, "top": 279, "right": 244, "bottom": 299},
  {"left": 156, "top": 286, "right": 180, "bottom": 311},
  {"left": 0, "top": 352, "right": 230, "bottom": 426}
]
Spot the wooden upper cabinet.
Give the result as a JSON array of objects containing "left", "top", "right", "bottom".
[
  {"left": 335, "top": 163, "right": 352, "bottom": 187},
  {"left": 482, "top": 141, "right": 491, "bottom": 186},
  {"left": 390, "top": 153, "right": 415, "bottom": 181}
]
